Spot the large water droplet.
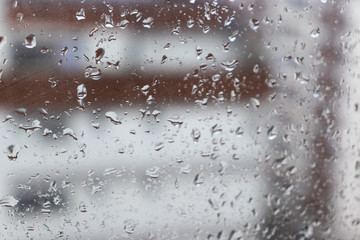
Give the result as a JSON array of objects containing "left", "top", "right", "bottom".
[
  {"left": 76, "top": 8, "right": 86, "bottom": 20},
  {"left": 212, "top": 74, "right": 221, "bottom": 82},
  {"left": 25, "top": 34, "right": 36, "bottom": 48},
  {"left": 19, "top": 119, "right": 42, "bottom": 132},
  {"left": 142, "top": 17, "right": 154, "bottom": 28},
  {"left": 118, "top": 19, "right": 129, "bottom": 29},
  {"left": 191, "top": 128, "right": 201, "bottom": 142},
  {"left": 79, "top": 201, "right": 87, "bottom": 212},
  {"left": 146, "top": 166, "right": 160, "bottom": 178},
  {"left": 104, "top": 14, "right": 114, "bottom": 28},
  {"left": 221, "top": 59, "right": 239, "bottom": 71},
  {"left": 85, "top": 66, "right": 102, "bottom": 80},
  {"left": 7, "top": 144, "right": 20, "bottom": 160},
  {"left": 124, "top": 219, "right": 136, "bottom": 234},
  {"left": 77, "top": 84, "right": 87, "bottom": 100},
  {"left": 267, "top": 126, "right": 277, "bottom": 140},
  {"left": 249, "top": 18, "right": 260, "bottom": 31},
  {"left": 63, "top": 128, "right": 78, "bottom": 140},
  {"left": 310, "top": 28, "right": 320, "bottom": 38},
  {"left": 105, "top": 111, "right": 122, "bottom": 125},
  {"left": 0, "top": 36, "right": 7, "bottom": 50},
  {"left": 95, "top": 48, "right": 105, "bottom": 63},
  {"left": 0, "top": 196, "right": 18, "bottom": 207}
]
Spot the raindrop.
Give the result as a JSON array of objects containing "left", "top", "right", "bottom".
[
  {"left": 104, "top": 14, "right": 114, "bottom": 28},
  {"left": 221, "top": 59, "right": 239, "bottom": 71},
  {"left": 15, "top": 107, "right": 27, "bottom": 116},
  {"left": 310, "top": 28, "right": 320, "bottom": 38},
  {"left": 154, "top": 142, "right": 164, "bottom": 151},
  {"left": 212, "top": 74, "right": 221, "bottom": 82},
  {"left": 146, "top": 166, "right": 160, "bottom": 178},
  {"left": 142, "top": 17, "right": 154, "bottom": 28},
  {"left": 253, "top": 64, "right": 260, "bottom": 73},
  {"left": 105, "top": 111, "right": 122, "bottom": 125},
  {"left": 161, "top": 55, "right": 167, "bottom": 64},
  {"left": 167, "top": 115, "right": 183, "bottom": 126},
  {"left": 267, "top": 126, "right": 277, "bottom": 140},
  {"left": 60, "top": 46, "right": 68, "bottom": 56},
  {"left": 19, "top": 119, "right": 42, "bottom": 132},
  {"left": 95, "top": 48, "right": 105, "bottom": 63},
  {"left": 0, "top": 36, "right": 7, "bottom": 49},
  {"left": 235, "top": 127, "right": 244, "bottom": 136},
  {"left": 7, "top": 145, "right": 20, "bottom": 160},
  {"left": 76, "top": 8, "right": 86, "bottom": 20},
  {"left": 79, "top": 201, "right": 87, "bottom": 212},
  {"left": 141, "top": 85, "right": 150, "bottom": 95},
  {"left": 63, "top": 128, "right": 78, "bottom": 140},
  {"left": 40, "top": 47, "right": 49, "bottom": 54},
  {"left": 77, "top": 84, "right": 87, "bottom": 100},
  {"left": 118, "top": 19, "right": 129, "bottom": 29},
  {"left": 206, "top": 53, "right": 214, "bottom": 61},
  {"left": 0, "top": 196, "right": 18, "bottom": 207},
  {"left": 249, "top": 18, "right": 260, "bottom": 31},
  {"left": 250, "top": 98, "right": 260, "bottom": 108},
  {"left": 124, "top": 219, "right": 136, "bottom": 234},
  {"left": 194, "top": 173, "right": 204, "bottom": 185},
  {"left": 187, "top": 18, "right": 195, "bottom": 28},
  {"left": 191, "top": 128, "right": 201, "bottom": 142},
  {"left": 25, "top": 34, "right": 36, "bottom": 48},
  {"left": 16, "top": 12, "right": 23, "bottom": 22},
  {"left": 85, "top": 66, "right": 102, "bottom": 80}
]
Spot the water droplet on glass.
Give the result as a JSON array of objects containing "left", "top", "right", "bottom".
[
  {"left": 167, "top": 115, "right": 183, "bottom": 126},
  {"left": 141, "top": 85, "right": 150, "bottom": 96},
  {"left": 154, "top": 142, "right": 164, "bottom": 151},
  {"left": 212, "top": 74, "right": 221, "bottom": 82},
  {"left": 60, "top": 46, "right": 68, "bottom": 56},
  {"left": 249, "top": 18, "right": 260, "bottom": 31},
  {"left": 104, "top": 14, "right": 114, "bottom": 28},
  {"left": 294, "top": 72, "right": 309, "bottom": 84},
  {"left": 76, "top": 8, "right": 86, "bottom": 20},
  {"left": 19, "top": 119, "right": 42, "bottom": 132},
  {"left": 118, "top": 19, "right": 129, "bottom": 29},
  {"left": 95, "top": 48, "right": 105, "bottom": 63},
  {"left": 187, "top": 18, "right": 195, "bottom": 28},
  {"left": 85, "top": 66, "right": 102, "bottom": 80},
  {"left": 63, "top": 128, "right": 78, "bottom": 140},
  {"left": 124, "top": 219, "right": 136, "bottom": 234},
  {"left": 16, "top": 12, "right": 23, "bottom": 22},
  {"left": 7, "top": 144, "right": 20, "bottom": 160},
  {"left": 0, "top": 196, "right": 18, "bottom": 207},
  {"left": 105, "top": 111, "right": 121, "bottom": 125},
  {"left": 25, "top": 34, "right": 36, "bottom": 48},
  {"left": 0, "top": 36, "right": 7, "bottom": 50},
  {"left": 77, "top": 84, "right": 87, "bottom": 100},
  {"left": 40, "top": 47, "right": 49, "bottom": 54},
  {"left": 142, "top": 17, "right": 154, "bottom": 28},
  {"left": 191, "top": 128, "right": 201, "bottom": 142},
  {"left": 236, "top": 127, "right": 244, "bottom": 136},
  {"left": 267, "top": 126, "right": 277, "bottom": 140},
  {"left": 15, "top": 107, "right": 27, "bottom": 116},
  {"left": 221, "top": 59, "right": 239, "bottom": 71},
  {"left": 310, "top": 28, "right": 320, "bottom": 38},
  {"left": 79, "top": 201, "right": 87, "bottom": 212},
  {"left": 194, "top": 173, "right": 204, "bottom": 185},
  {"left": 253, "top": 64, "right": 260, "bottom": 73},
  {"left": 89, "top": 27, "right": 98, "bottom": 37},
  {"left": 146, "top": 166, "right": 160, "bottom": 178},
  {"left": 250, "top": 98, "right": 260, "bottom": 108}
]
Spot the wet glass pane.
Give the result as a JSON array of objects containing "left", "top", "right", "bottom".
[{"left": 0, "top": 0, "right": 358, "bottom": 239}]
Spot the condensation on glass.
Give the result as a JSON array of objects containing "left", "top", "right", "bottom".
[{"left": 0, "top": 0, "right": 358, "bottom": 239}]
